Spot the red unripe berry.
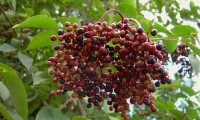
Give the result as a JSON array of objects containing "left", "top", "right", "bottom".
[
  {"left": 109, "top": 106, "right": 113, "bottom": 111},
  {"left": 149, "top": 45, "right": 157, "bottom": 54},
  {"left": 56, "top": 90, "right": 62, "bottom": 95},
  {"left": 123, "top": 18, "right": 129, "bottom": 24},
  {"left": 47, "top": 61, "right": 52, "bottom": 66},
  {"left": 73, "top": 23, "right": 78, "bottom": 29},
  {"left": 99, "top": 47, "right": 107, "bottom": 55},
  {"left": 68, "top": 99, "right": 74, "bottom": 104},
  {"left": 157, "top": 54, "right": 163, "bottom": 60},
  {"left": 105, "top": 55, "right": 111, "bottom": 62},
  {"left": 50, "top": 35, "right": 57, "bottom": 41},
  {"left": 65, "top": 21, "right": 71, "bottom": 27},
  {"left": 150, "top": 103, "right": 157, "bottom": 112},
  {"left": 50, "top": 91, "right": 56, "bottom": 96},
  {"left": 67, "top": 26, "right": 73, "bottom": 32},
  {"left": 57, "top": 84, "right": 63, "bottom": 90}
]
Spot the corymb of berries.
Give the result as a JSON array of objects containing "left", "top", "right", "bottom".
[{"left": 47, "top": 9, "right": 171, "bottom": 120}]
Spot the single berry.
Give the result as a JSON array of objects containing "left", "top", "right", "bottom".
[
  {"left": 137, "top": 28, "right": 144, "bottom": 34},
  {"left": 151, "top": 29, "right": 157, "bottom": 36},
  {"left": 57, "top": 29, "right": 64, "bottom": 35},
  {"left": 156, "top": 44, "right": 163, "bottom": 51},
  {"left": 50, "top": 35, "right": 57, "bottom": 41},
  {"left": 50, "top": 91, "right": 56, "bottom": 96}
]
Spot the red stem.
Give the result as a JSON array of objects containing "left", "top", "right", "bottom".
[
  {"left": 128, "top": 18, "right": 141, "bottom": 28},
  {"left": 97, "top": 9, "right": 124, "bottom": 23}
]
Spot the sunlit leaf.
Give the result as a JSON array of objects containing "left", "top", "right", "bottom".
[
  {"left": 171, "top": 25, "right": 197, "bottom": 36},
  {"left": 117, "top": 0, "right": 137, "bottom": 19},
  {"left": 13, "top": 15, "right": 58, "bottom": 29},
  {"left": 185, "top": 43, "right": 200, "bottom": 56},
  {"left": 24, "top": 8, "right": 34, "bottom": 16},
  {"left": 163, "top": 40, "right": 178, "bottom": 53},
  {"left": 159, "top": 81, "right": 196, "bottom": 96},
  {"left": 25, "top": 30, "right": 58, "bottom": 51}
]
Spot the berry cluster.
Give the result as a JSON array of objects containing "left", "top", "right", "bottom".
[
  {"left": 47, "top": 10, "right": 171, "bottom": 120},
  {"left": 171, "top": 42, "right": 190, "bottom": 62},
  {"left": 171, "top": 43, "right": 193, "bottom": 78},
  {"left": 177, "top": 57, "right": 193, "bottom": 78}
]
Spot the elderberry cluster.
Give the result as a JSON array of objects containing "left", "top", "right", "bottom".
[
  {"left": 171, "top": 43, "right": 193, "bottom": 78},
  {"left": 47, "top": 10, "right": 171, "bottom": 120}
]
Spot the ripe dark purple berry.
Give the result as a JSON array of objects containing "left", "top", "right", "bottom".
[
  {"left": 151, "top": 29, "right": 157, "bottom": 36},
  {"left": 137, "top": 28, "right": 144, "bottom": 34}
]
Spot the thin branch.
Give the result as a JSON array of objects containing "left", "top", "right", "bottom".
[
  {"left": 146, "top": 25, "right": 152, "bottom": 35},
  {"left": 88, "top": 114, "right": 108, "bottom": 119},
  {"left": 5, "top": 0, "right": 14, "bottom": 10},
  {"left": 128, "top": 18, "right": 141, "bottom": 28},
  {"left": 97, "top": 9, "right": 124, "bottom": 23},
  {"left": 0, "top": 3, "right": 13, "bottom": 27},
  {"left": 0, "top": 29, "right": 29, "bottom": 37},
  {"left": 5, "top": 0, "right": 21, "bottom": 23},
  {"left": 77, "top": 99, "right": 86, "bottom": 116},
  {"left": 150, "top": 38, "right": 179, "bottom": 41}
]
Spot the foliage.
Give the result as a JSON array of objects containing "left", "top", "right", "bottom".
[{"left": 0, "top": 0, "right": 200, "bottom": 120}]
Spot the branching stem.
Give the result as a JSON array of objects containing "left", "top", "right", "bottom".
[
  {"left": 97, "top": 9, "right": 124, "bottom": 23},
  {"left": 97, "top": 9, "right": 141, "bottom": 28},
  {"left": 0, "top": 4, "right": 13, "bottom": 27},
  {"left": 77, "top": 99, "right": 86, "bottom": 116}
]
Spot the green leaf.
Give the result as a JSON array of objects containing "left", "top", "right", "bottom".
[
  {"left": 155, "top": 0, "right": 163, "bottom": 12},
  {"left": 17, "top": 51, "right": 33, "bottom": 70},
  {"left": 0, "top": 63, "right": 28, "bottom": 120},
  {"left": 0, "top": 81, "right": 10, "bottom": 101},
  {"left": 0, "top": 103, "right": 13, "bottom": 120},
  {"left": 169, "top": 109, "right": 193, "bottom": 120},
  {"left": 159, "top": 81, "right": 196, "bottom": 96},
  {"left": 171, "top": 25, "right": 197, "bottom": 36},
  {"left": 163, "top": 40, "right": 178, "bottom": 53},
  {"left": 11, "top": 0, "right": 16, "bottom": 10},
  {"left": 36, "top": 106, "right": 69, "bottom": 120},
  {"left": 185, "top": 43, "right": 200, "bottom": 56},
  {"left": 24, "top": 84, "right": 38, "bottom": 102},
  {"left": 0, "top": 43, "right": 16, "bottom": 52},
  {"left": 139, "top": 19, "right": 152, "bottom": 33},
  {"left": 24, "top": 8, "right": 34, "bottom": 16},
  {"left": 109, "top": 116, "right": 119, "bottom": 120},
  {"left": 155, "top": 99, "right": 168, "bottom": 111},
  {"left": 167, "top": 100, "right": 175, "bottom": 109},
  {"left": 186, "top": 107, "right": 198, "bottom": 119},
  {"left": 72, "top": 116, "right": 87, "bottom": 120},
  {"left": 11, "top": 38, "right": 22, "bottom": 48},
  {"left": 25, "top": 30, "right": 58, "bottom": 50},
  {"left": 32, "top": 72, "right": 46, "bottom": 85},
  {"left": 153, "top": 22, "right": 173, "bottom": 36},
  {"left": 7, "top": 108, "right": 23, "bottom": 120},
  {"left": 116, "top": 3, "right": 137, "bottom": 19},
  {"left": 102, "top": 100, "right": 114, "bottom": 113},
  {"left": 13, "top": 15, "right": 58, "bottom": 29}
]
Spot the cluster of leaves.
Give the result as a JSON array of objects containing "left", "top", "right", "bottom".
[{"left": 0, "top": 0, "right": 200, "bottom": 120}]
